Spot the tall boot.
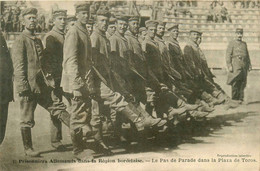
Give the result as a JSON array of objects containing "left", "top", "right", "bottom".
[
  {"left": 201, "top": 91, "right": 224, "bottom": 106},
  {"left": 177, "top": 99, "right": 200, "bottom": 111},
  {"left": 71, "top": 128, "right": 93, "bottom": 160},
  {"left": 21, "top": 127, "right": 40, "bottom": 157},
  {"left": 189, "top": 111, "right": 209, "bottom": 121},
  {"left": 123, "top": 103, "right": 167, "bottom": 131},
  {"left": 196, "top": 100, "right": 215, "bottom": 112},
  {"left": 92, "top": 125, "right": 113, "bottom": 156}
]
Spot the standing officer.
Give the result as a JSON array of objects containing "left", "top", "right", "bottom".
[
  {"left": 43, "top": 9, "right": 71, "bottom": 151},
  {"left": 0, "top": 30, "right": 13, "bottom": 145},
  {"left": 61, "top": 2, "right": 96, "bottom": 159},
  {"left": 226, "top": 28, "right": 252, "bottom": 102},
  {"left": 12, "top": 8, "right": 69, "bottom": 157}
]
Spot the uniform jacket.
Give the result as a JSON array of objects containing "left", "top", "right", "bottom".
[
  {"left": 165, "top": 36, "right": 190, "bottom": 80},
  {"left": 61, "top": 21, "right": 94, "bottom": 93},
  {"left": 109, "top": 31, "right": 131, "bottom": 81},
  {"left": 226, "top": 39, "right": 251, "bottom": 85},
  {"left": 183, "top": 39, "right": 203, "bottom": 78},
  {"left": 0, "top": 30, "right": 13, "bottom": 103},
  {"left": 142, "top": 36, "right": 166, "bottom": 84},
  {"left": 91, "top": 29, "right": 129, "bottom": 95},
  {"left": 11, "top": 29, "right": 53, "bottom": 94},
  {"left": 43, "top": 26, "right": 65, "bottom": 87},
  {"left": 155, "top": 36, "right": 181, "bottom": 80}
]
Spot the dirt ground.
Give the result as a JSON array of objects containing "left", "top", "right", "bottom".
[{"left": 0, "top": 71, "right": 259, "bottom": 171}]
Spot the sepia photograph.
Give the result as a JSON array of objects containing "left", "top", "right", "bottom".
[{"left": 0, "top": 0, "right": 259, "bottom": 170}]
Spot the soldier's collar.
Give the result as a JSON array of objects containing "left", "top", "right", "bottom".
[
  {"left": 52, "top": 26, "right": 65, "bottom": 35},
  {"left": 115, "top": 31, "right": 127, "bottom": 42},
  {"left": 154, "top": 36, "right": 165, "bottom": 43},
  {"left": 75, "top": 21, "right": 88, "bottom": 35},
  {"left": 94, "top": 29, "right": 106, "bottom": 37},
  {"left": 22, "top": 29, "right": 36, "bottom": 40},
  {"left": 125, "top": 30, "right": 137, "bottom": 38},
  {"left": 188, "top": 39, "right": 199, "bottom": 47}
]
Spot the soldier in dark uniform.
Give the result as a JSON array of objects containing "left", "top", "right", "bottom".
[
  {"left": 183, "top": 30, "right": 225, "bottom": 107},
  {"left": 86, "top": 18, "right": 94, "bottom": 35},
  {"left": 108, "top": 15, "right": 167, "bottom": 132},
  {"left": 43, "top": 9, "right": 71, "bottom": 151},
  {"left": 226, "top": 28, "right": 252, "bottom": 102},
  {"left": 0, "top": 30, "right": 13, "bottom": 145},
  {"left": 11, "top": 8, "right": 69, "bottom": 157},
  {"left": 61, "top": 2, "right": 96, "bottom": 160},
  {"left": 164, "top": 25, "right": 215, "bottom": 112},
  {"left": 106, "top": 17, "right": 116, "bottom": 39}
]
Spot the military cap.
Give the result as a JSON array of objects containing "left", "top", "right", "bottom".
[
  {"left": 52, "top": 9, "right": 67, "bottom": 17},
  {"left": 128, "top": 15, "right": 139, "bottom": 22},
  {"left": 190, "top": 29, "right": 201, "bottom": 34},
  {"left": 145, "top": 20, "right": 158, "bottom": 28},
  {"left": 157, "top": 21, "right": 166, "bottom": 27},
  {"left": 236, "top": 28, "right": 243, "bottom": 33},
  {"left": 96, "top": 6, "right": 110, "bottom": 17},
  {"left": 74, "top": 2, "right": 91, "bottom": 13},
  {"left": 87, "top": 18, "right": 94, "bottom": 25},
  {"left": 67, "top": 15, "right": 76, "bottom": 22},
  {"left": 139, "top": 27, "right": 147, "bottom": 33},
  {"left": 167, "top": 24, "right": 179, "bottom": 31},
  {"left": 109, "top": 17, "right": 116, "bottom": 25},
  {"left": 115, "top": 14, "right": 129, "bottom": 22},
  {"left": 21, "top": 7, "right": 37, "bottom": 17}
]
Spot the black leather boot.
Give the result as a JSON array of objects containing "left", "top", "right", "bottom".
[
  {"left": 92, "top": 126, "right": 113, "bottom": 156},
  {"left": 71, "top": 128, "right": 93, "bottom": 160},
  {"left": 21, "top": 127, "right": 40, "bottom": 157}
]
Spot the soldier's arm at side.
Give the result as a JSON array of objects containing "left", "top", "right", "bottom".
[
  {"left": 226, "top": 41, "right": 233, "bottom": 72},
  {"left": 11, "top": 37, "right": 30, "bottom": 94},
  {"left": 43, "top": 35, "right": 56, "bottom": 75},
  {"left": 245, "top": 42, "right": 252, "bottom": 71},
  {"left": 63, "top": 30, "right": 85, "bottom": 92},
  {"left": 183, "top": 45, "right": 196, "bottom": 77}
]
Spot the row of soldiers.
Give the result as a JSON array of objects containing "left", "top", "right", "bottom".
[{"left": 3, "top": 2, "right": 250, "bottom": 160}]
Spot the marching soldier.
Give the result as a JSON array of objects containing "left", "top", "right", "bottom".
[
  {"left": 226, "top": 28, "right": 252, "bottom": 102},
  {"left": 86, "top": 18, "right": 94, "bottom": 35},
  {"left": 0, "top": 30, "right": 13, "bottom": 145},
  {"left": 183, "top": 30, "right": 224, "bottom": 106},
  {"left": 164, "top": 25, "right": 215, "bottom": 112},
  {"left": 43, "top": 9, "right": 71, "bottom": 151},
  {"left": 108, "top": 15, "right": 167, "bottom": 132},
  {"left": 11, "top": 8, "right": 69, "bottom": 157},
  {"left": 61, "top": 2, "right": 96, "bottom": 159},
  {"left": 138, "top": 27, "right": 147, "bottom": 44},
  {"left": 106, "top": 17, "right": 116, "bottom": 39}
]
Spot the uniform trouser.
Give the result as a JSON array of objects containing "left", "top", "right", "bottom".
[
  {"left": 65, "top": 91, "right": 92, "bottom": 131},
  {"left": 0, "top": 103, "right": 9, "bottom": 144},
  {"left": 91, "top": 81, "right": 128, "bottom": 128},
  {"left": 231, "top": 72, "right": 247, "bottom": 101},
  {"left": 19, "top": 82, "right": 67, "bottom": 143},
  {"left": 145, "top": 87, "right": 181, "bottom": 118}
]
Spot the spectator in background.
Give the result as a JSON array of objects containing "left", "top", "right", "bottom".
[
  {"left": 207, "top": 4, "right": 217, "bottom": 22},
  {"left": 216, "top": 1, "right": 232, "bottom": 23},
  {"left": 65, "top": 15, "right": 76, "bottom": 33}
]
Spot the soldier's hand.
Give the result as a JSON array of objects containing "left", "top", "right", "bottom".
[
  {"left": 228, "top": 66, "right": 233, "bottom": 72},
  {"left": 19, "top": 90, "right": 31, "bottom": 102},
  {"left": 73, "top": 90, "right": 82, "bottom": 101},
  {"left": 248, "top": 65, "right": 252, "bottom": 72}
]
